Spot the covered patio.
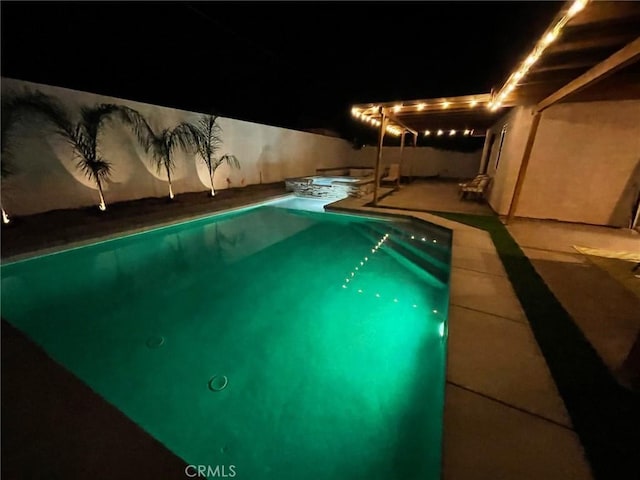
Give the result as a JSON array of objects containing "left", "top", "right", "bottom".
[
  {"left": 351, "top": 0, "right": 640, "bottom": 225},
  {"left": 376, "top": 178, "right": 495, "bottom": 216}
]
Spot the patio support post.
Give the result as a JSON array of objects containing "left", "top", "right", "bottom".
[
  {"left": 409, "top": 132, "right": 417, "bottom": 183},
  {"left": 373, "top": 110, "right": 388, "bottom": 206},
  {"left": 397, "top": 131, "right": 406, "bottom": 189},
  {"left": 506, "top": 111, "right": 542, "bottom": 224},
  {"left": 632, "top": 197, "right": 640, "bottom": 230}
]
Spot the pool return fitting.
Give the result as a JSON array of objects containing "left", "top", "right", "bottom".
[
  {"left": 146, "top": 336, "right": 165, "bottom": 348},
  {"left": 208, "top": 375, "right": 229, "bottom": 392}
]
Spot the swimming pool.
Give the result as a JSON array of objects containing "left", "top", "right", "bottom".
[{"left": 1, "top": 204, "right": 451, "bottom": 479}]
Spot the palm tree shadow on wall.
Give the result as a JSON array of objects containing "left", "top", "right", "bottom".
[
  {"left": 36, "top": 100, "right": 149, "bottom": 211},
  {"left": 138, "top": 117, "right": 202, "bottom": 201},
  {"left": 1, "top": 89, "right": 153, "bottom": 215},
  {"left": 0, "top": 90, "right": 76, "bottom": 221},
  {"left": 2, "top": 124, "right": 98, "bottom": 215},
  {"left": 610, "top": 157, "right": 640, "bottom": 228},
  {"left": 193, "top": 115, "right": 240, "bottom": 197},
  {"left": 96, "top": 122, "right": 149, "bottom": 198}
]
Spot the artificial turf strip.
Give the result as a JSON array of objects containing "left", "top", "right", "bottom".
[{"left": 430, "top": 212, "right": 640, "bottom": 480}]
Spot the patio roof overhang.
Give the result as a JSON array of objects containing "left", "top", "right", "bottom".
[
  {"left": 352, "top": 0, "right": 640, "bottom": 207},
  {"left": 350, "top": 0, "right": 640, "bottom": 139},
  {"left": 493, "top": 0, "right": 640, "bottom": 111}
]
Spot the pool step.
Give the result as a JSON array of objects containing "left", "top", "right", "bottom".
[
  {"left": 362, "top": 221, "right": 451, "bottom": 270},
  {"left": 383, "top": 222, "right": 449, "bottom": 261},
  {"left": 352, "top": 222, "right": 450, "bottom": 285}
]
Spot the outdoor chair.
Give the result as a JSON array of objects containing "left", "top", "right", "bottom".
[
  {"left": 459, "top": 174, "right": 491, "bottom": 201},
  {"left": 381, "top": 163, "right": 400, "bottom": 185}
]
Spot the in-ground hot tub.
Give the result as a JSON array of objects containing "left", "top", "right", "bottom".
[{"left": 285, "top": 170, "right": 375, "bottom": 200}]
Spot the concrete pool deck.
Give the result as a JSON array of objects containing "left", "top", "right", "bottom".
[{"left": 2, "top": 180, "right": 638, "bottom": 479}]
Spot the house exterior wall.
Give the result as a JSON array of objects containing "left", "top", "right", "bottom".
[
  {"left": 1, "top": 77, "right": 354, "bottom": 215},
  {"left": 486, "top": 100, "right": 640, "bottom": 227},
  {"left": 517, "top": 100, "right": 640, "bottom": 227}
]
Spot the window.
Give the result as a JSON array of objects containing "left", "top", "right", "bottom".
[{"left": 494, "top": 125, "right": 507, "bottom": 171}]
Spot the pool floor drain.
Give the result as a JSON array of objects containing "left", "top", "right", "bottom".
[
  {"left": 208, "top": 375, "right": 228, "bottom": 392},
  {"left": 146, "top": 336, "right": 165, "bottom": 349}
]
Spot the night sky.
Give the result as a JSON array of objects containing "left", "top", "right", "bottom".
[{"left": 1, "top": 1, "right": 562, "bottom": 144}]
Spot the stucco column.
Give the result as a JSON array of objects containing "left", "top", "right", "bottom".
[
  {"left": 397, "top": 131, "right": 406, "bottom": 188},
  {"left": 478, "top": 131, "right": 492, "bottom": 174}
]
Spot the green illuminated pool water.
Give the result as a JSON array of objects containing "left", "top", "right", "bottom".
[{"left": 1, "top": 204, "right": 451, "bottom": 480}]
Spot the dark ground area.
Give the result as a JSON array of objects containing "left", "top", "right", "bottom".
[{"left": 1, "top": 182, "right": 288, "bottom": 259}]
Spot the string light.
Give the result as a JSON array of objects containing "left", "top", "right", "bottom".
[
  {"left": 417, "top": 128, "right": 480, "bottom": 137},
  {"left": 568, "top": 0, "right": 587, "bottom": 17},
  {"left": 352, "top": 95, "right": 491, "bottom": 133},
  {"left": 542, "top": 30, "right": 558, "bottom": 46},
  {"left": 489, "top": 0, "right": 591, "bottom": 111},
  {"left": 385, "top": 125, "right": 403, "bottom": 136},
  {"left": 524, "top": 53, "right": 539, "bottom": 67},
  {"left": 351, "top": 106, "right": 403, "bottom": 136}
]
